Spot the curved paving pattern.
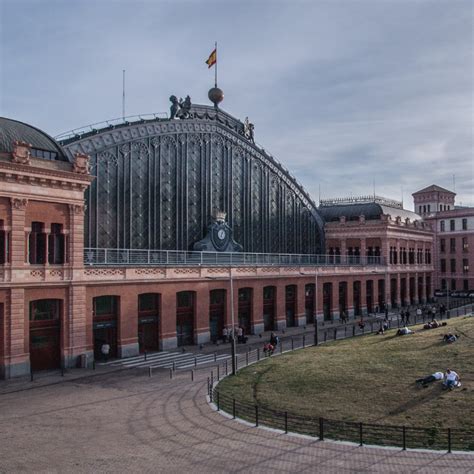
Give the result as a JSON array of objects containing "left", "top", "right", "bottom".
[{"left": 0, "top": 369, "right": 472, "bottom": 473}]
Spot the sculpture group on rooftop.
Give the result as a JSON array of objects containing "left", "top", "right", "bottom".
[
  {"left": 169, "top": 95, "right": 192, "bottom": 119},
  {"left": 243, "top": 116, "right": 255, "bottom": 143}
]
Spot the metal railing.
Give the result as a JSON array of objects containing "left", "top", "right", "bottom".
[
  {"left": 83, "top": 248, "right": 384, "bottom": 267},
  {"left": 208, "top": 307, "right": 474, "bottom": 452}
]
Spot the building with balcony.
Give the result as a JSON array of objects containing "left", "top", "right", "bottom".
[{"left": 0, "top": 101, "right": 435, "bottom": 378}]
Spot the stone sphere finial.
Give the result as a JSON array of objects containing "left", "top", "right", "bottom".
[{"left": 208, "top": 87, "right": 224, "bottom": 107}]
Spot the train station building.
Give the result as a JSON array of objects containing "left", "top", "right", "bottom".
[{"left": 0, "top": 96, "right": 435, "bottom": 378}]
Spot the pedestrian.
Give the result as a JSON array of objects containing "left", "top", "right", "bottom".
[
  {"left": 270, "top": 332, "right": 278, "bottom": 347},
  {"left": 101, "top": 342, "right": 110, "bottom": 362},
  {"left": 405, "top": 309, "right": 410, "bottom": 325},
  {"left": 341, "top": 310, "right": 348, "bottom": 324},
  {"left": 222, "top": 326, "right": 228, "bottom": 343},
  {"left": 400, "top": 310, "right": 405, "bottom": 325},
  {"left": 416, "top": 307, "right": 422, "bottom": 321},
  {"left": 237, "top": 326, "right": 243, "bottom": 344}
]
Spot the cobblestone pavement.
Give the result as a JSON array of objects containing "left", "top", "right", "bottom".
[{"left": 0, "top": 369, "right": 472, "bottom": 473}]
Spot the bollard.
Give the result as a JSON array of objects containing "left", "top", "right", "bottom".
[
  {"left": 255, "top": 405, "right": 259, "bottom": 427},
  {"left": 169, "top": 368, "right": 173, "bottom": 379},
  {"left": 448, "top": 428, "right": 451, "bottom": 453},
  {"left": 217, "top": 392, "right": 220, "bottom": 411},
  {"left": 246, "top": 352, "right": 249, "bottom": 366},
  {"left": 352, "top": 326, "right": 355, "bottom": 337},
  {"left": 233, "top": 399, "right": 236, "bottom": 419},
  {"left": 225, "top": 359, "right": 228, "bottom": 375},
  {"left": 291, "top": 338, "right": 294, "bottom": 350},
  {"left": 285, "top": 411, "right": 288, "bottom": 433},
  {"left": 191, "top": 370, "right": 194, "bottom": 381},
  {"left": 319, "top": 417, "right": 324, "bottom": 441},
  {"left": 257, "top": 348, "right": 260, "bottom": 361},
  {"left": 303, "top": 335, "right": 305, "bottom": 348},
  {"left": 217, "top": 365, "right": 220, "bottom": 381},
  {"left": 333, "top": 328, "right": 337, "bottom": 340},
  {"left": 194, "top": 357, "right": 197, "bottom": 368},
  {"left": 172, "top": 360, "right": 176, "bottom": 371},
  {"left": 148, "top": 367, "right": 152, "bottom": 377},
  {"left": 144, "top": 350, "right": 147, "bottom": 361},
  {"left": 359, "top": 422, "right": 363, "bottom": 446},
  {"left": 402, "top": 426, "right": 406, "bottom": 450}
]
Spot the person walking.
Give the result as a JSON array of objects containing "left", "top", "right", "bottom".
[
  {"left": 405, "top": 309, "right": 411, "bottom": 325},
  {"left": 222, "top": 326, "right": 228, "bottom": 343},
  {"left": 100, "top": 342, "right": 110, "bottom": 362}
]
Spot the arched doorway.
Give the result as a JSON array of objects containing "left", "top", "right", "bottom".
[
  {"left": 286, "top": 285, "right": 296, "bottom": 327},
  {"left": 177, "top": 291, "right": 195, "bottom": 346},
  {"left": 29, "top": 299, "right": 61, "bottom": 371},
  {"left": 323, "top": 283, "right": 333, "bottom": 321},
  {"left": 93, "top": 296, "right": 119, "bottom": 359},
  {"left": 238, "top": 288, "right": 252, "bottom": 335},
  {"left": 305, "top": 284, "right": 315, "bottom": 324},
  {"left": 209, "top": 289, "right": 226, "bottom": 342},
  {"left": 263, "top": 286, "right": 276, "bottom": 331},
  {"left": 138, "top": 293, "right": 160, "bottom": 352}
]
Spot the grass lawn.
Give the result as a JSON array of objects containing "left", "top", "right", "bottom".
[{"left": 218, "top": 316, "right": 474, "bottom": 430}]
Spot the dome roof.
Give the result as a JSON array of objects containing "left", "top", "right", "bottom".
[{"left": 0, "top": 117, "right": 69, "bottom": 162}]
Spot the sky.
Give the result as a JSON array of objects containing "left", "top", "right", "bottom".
[{"left": 1, "top": 0, "right": 473, "bottom": 209}]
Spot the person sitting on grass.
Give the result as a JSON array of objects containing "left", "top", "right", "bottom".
[
  {"left": 443, "top": 369, "right": 461, "bottom": 390},
  {"left": 443, "top": 333, "right": 460, "bottom": 343},
  {"left": 416, "top": 371, "right": 444, "bottom": 387}
]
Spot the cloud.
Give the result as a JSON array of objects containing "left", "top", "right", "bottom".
[{"left": 1, "top": 0, "right": 472, "bottom": 207}]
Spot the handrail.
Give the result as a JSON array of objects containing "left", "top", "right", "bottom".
[{"left": 83, "top": 248, "right": 386, "bottom": 267}]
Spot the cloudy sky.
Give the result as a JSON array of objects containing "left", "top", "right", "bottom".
[{"left": 1, "top": 0, "right": 472, "bottom": 208}]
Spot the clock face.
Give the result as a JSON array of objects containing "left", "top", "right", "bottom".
[{"left": 217, "top": 229, "right": 226, "bottom": 240}]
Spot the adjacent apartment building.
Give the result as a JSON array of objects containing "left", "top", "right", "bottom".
[{"left": 413, "top": 185, "right": 473, "bottom": 293}]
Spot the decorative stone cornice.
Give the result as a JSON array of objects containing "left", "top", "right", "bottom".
[{"left": 69, "top": 204, "right": 86, "bottom": 215}]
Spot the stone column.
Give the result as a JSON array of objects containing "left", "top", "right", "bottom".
[
  {"left": 360, "top": 279, "right": 367, "bottom": 315},
  {"left": 66, "top": 285, "right": 91, "bottom": 368},
  {"left": 160, "top": 288, "right": 177, "bottom": 351},
  {"left": 118, "top": 292, "right": 139, "bottom": 358},
  {"left": 68, "top": 204, "right": 86, "bottom": 277},
  {"left": 296, "top": 281, "right": 307, "bottom": 327},
  {"left": 414, "top": 272, "right": 419, "bottom": 304},
  {"left": 195, "top": 284, "right": 210, "bottom": 345},
  {"left": 315, "top": 276, "right": 324, "bottom": 322},
  {"left": 275, "top": 282, "right": 286, "bottom": 331},
  {"left": 10, "top": 198, "right": 28, "bottom": 281}
]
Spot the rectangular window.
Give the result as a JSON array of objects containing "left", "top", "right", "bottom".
[
  {"left": 440, "top": 221, "right": 445, "bottom": 232},
  {"left": 462, "top": 237, "right": 468, "bottom": 252},
  {"left": 440, "top": 259, "right": 446, "bottom": 273},
  {"left": 450, "top": 219, "right": 455, "bottom": 231},
  {"left": 462, "top": 218, "right": 467, "bottom": 230},
  {"left": 463, "top": 259, "right": 469, "bottom": 274},
  {"left": 28, "top": 222, "right": 46, "bottom": 264},
  {"left": 48, "top": 223, "right": 65, "bottom": 264},
  {"left": 138, "top": 293, "right": 159, "bottom": 312},
  {"left": 30, "top": 299, "right": 60, "bottom": 321},
  {"left": 450, "top": 259, "right": 456, "bottom": 273},
  {"left": 440, "top": 239, "right": 445, "bottom": 253},
  {"left": 450, "top": 238, "right": 456, "bottom": 253},
  {"left": 94, "top": 296, "right": 117, "bottom": 317}
]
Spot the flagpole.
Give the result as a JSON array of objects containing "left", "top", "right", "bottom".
[{"left": 214, "top": 41, "right": 218, "bottom": 87}]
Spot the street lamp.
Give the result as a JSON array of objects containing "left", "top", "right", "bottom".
[{"left": 206, "top": 269, "right": 236, "bottom": 375}]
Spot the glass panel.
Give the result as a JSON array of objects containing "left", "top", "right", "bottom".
[
  {"left": 30, "top": 299, "right": 59, "bottom": 321},
  {"left": 94, "top": 296, "right": 117, "bottom": 316},
  {"left": 139, "top": 293, "right": 159, "bottom": 312}
]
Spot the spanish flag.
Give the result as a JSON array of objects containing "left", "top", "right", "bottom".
[{"left": 206, "top": 48, "right": 217, "bottom": 68}]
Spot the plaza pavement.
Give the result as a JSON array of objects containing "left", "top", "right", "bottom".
[{"left": 0, "top": 367, "right": 472, "bottom": 473}]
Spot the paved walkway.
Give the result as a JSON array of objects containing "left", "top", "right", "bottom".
[{"left": 0, "top": 368, "right": 472, "bottom": 473}]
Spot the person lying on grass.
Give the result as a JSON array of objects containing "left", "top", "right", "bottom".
[
  {"left": 397, "top": 326, "right": 414, "bottom": 335},
  {"left": 416, "top": 371, "right": 444, "bottom": 387},
  {"left": 442, "top": 333, "right": 460, "bottom": 343}
]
